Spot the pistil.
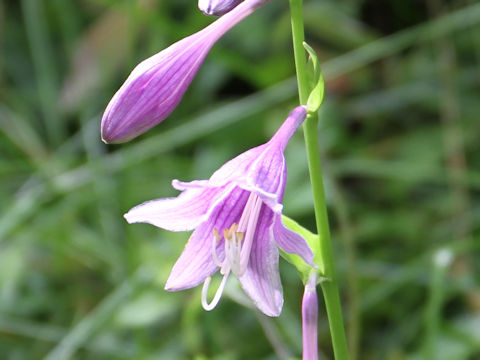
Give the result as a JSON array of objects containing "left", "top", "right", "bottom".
[{"left": 237, "top": 194, "right": 262, "bottom": 275}]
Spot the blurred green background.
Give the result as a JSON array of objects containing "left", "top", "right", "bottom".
[{"left": 1, "top": 0, "right": 479, "bottom": 359}]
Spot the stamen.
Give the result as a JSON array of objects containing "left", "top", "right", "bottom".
[
  {"left": 223, "top": 228, "right": 230, "bottom": 240},
  {"left": 236, "top": 232, "right": 244, "bottom": 243},
  {"left": 211, "top": 229, "right": 222, "bottom": 267},
  {"left": 201, "top": 268, "right": 231, "bottom": 311},
  {"left": 220, "top": 259, "right": 229, "bottom": 275},
  {"left": 224, "top": 227, "right": 242, "bottom": 276}
]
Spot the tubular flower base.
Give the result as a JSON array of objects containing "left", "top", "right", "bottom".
[
  {"left": 302, "top": 272, "right": 319, "bottom": 360},
  {"left": 101, "top": 0, "right": 267, "bottom": 144},
  {"left": 124, "top": 106, "right": 314, "bottom": 316},
  {"left": 198, "top": 0, "right": 244, "bottom": 16}
]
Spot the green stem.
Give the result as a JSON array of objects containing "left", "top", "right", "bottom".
[{"left": 289, "top": 0, "right": 349, "bottom": 358}]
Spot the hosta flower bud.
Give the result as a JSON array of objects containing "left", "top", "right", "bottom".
[
  {"left": 198, "top": 0, "right": 243, "bottom": 16},
  {"left": 302, "top": 272, "right": 318, "bottom": 360},
  {"left": 101, "top": 0, "right": 266, "bottom": 143}
]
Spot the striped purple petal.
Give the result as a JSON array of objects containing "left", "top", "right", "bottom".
[
  {"left": 124, "top": 186, "right": 225, "bottom": 231},
  {"left": 208, "top": 106, "right": 307, "bottom": 211},
  {"left": 166, "top": 187, "right": 249, "bottom": 290},
  {"left": 237, "top": 205, "right": 283, "bottom": 316},
  {"left": 273, "top": 214, "right": 314, "bottom": 266},
  {"left": 101, "top": 0, "right": 268, "bottom": 143}
]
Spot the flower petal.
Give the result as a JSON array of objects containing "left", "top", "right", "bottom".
[
  {"left": 267, "top": 106, "right": 307, "bottom": 150},
  {"left": 166, "top": 187, "right": 250, "bottom": 290},
  {"left": 172, "top": 179, "right": 210, "bottom": 191},
  {"left": 238, "top": 206, "right": 283, "bottom": 316},
  {"left": 239, "top": 147, "right": 286, "bottom": 210},
  {"left": 124, "top": 187, "right": 221, "bottom": 231},
  {"left": 206, "top": 107, "right": 307, "bottom": 212},
  {"left": 273, "top": 215, "right": 314, "bottom": 266},
  {"left": 198, "top": 0, "right": 243, "bottom": 16},
  {"left": 207, "top": 143, "right": 286, "bottom": 212},
  {"left": 208, "top": 145, "right": 267, "bottom": 187},
  {"left": 165, "top": 221, "right": 223, "bottom": 291}
]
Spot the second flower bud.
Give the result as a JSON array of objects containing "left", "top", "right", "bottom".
[{"left": 198, "top": 0, "right": 243, "bottom": 16}]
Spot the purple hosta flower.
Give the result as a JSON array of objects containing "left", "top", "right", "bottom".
[
  {"left": 302, "top": 272, "right": 318, "bottom": 360},
  {"left": 198, "top": 0, "right": 243, "bottom": 16},
  {"left": 124, "top": 106, "right": 314, "bottom": 316},
  {"left": 101, "top": 0, "right": 267, "bottom": 143}
]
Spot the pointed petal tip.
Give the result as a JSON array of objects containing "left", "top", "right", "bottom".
[
  {"left": 199, "top": 8, "right": 216, "bottom": 16},
  {"left": 198, "top": 0, "right": 243, "bottom": 16},
  {"left": 163, "top": 282, "right": 176, "bottom": 292},
  {"left": 101, "top": 125, "right": 121, "bottom": 144},
  {"left": 244, "top": 277, "right": 283, "bottom": 317},
  {"left": 101, "top": 127, "right": 135, "bottom": 144},
  {"left": 260, "top": 300, "right": 283, "bottom": 317},
  {"left": 123, "top": 211, "right": 134, "bottom": 224},
  {"left": 101, "top": 133, "right": 122, "bottom": 144},
  {"left": 123, "top": 205, "right": 150, "bottom": 225},
  {"left": 164, "top": 282, "right": 184, "bottom": 292},
  {"left": 242, "top": 286, "right": 282, "bottom": 316},
  {"left": 100, "top": 126, "right": 112, "bottom": 144},
  {"left": 164, "top": 277, "right": 180, "bottom": 291},
  {"left": 164, "top": 280, "right": 201, "bottom": 292}
]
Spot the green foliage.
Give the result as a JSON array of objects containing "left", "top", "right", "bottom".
[{"left": 0, "top": 0, "right": 480, "bottom": 359}]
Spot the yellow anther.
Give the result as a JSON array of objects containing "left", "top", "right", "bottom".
[
  {"left": 223, "top": 228, "right": 231, "bottom": 240},
  {"left": 213, "top": 229, "right": 220, "bottom": 243},
  {"left": 223, "top": 223, "right": 240, "bottom": 241}
]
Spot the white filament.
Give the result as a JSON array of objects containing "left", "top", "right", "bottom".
[
  {"left": 225, "top": 230, "right": 242, "bottom": 275},
  {"left": 211, "top": 229, "right": 223, "bottom": 267},
  {"left": 201, "top": 269, "right": 230, "bottom": 311}
]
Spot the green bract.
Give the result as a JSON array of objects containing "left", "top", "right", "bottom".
[{"left": 303, "top": 42, "right": 325, "bottom": 115}]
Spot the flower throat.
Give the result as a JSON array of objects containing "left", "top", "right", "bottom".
[{"left": 202, "top": 192, "right": 263, "bottom": 310}]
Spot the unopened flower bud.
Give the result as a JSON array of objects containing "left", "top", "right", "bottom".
[
  {"left": 198, "top": 0, "right": 243, "bottom": 16},
  {"left": 101, "top": 0, "right": 265, "bottom": 143},
  {"left": 302, "top": 272, "right": 318, "bottom": 360}
]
